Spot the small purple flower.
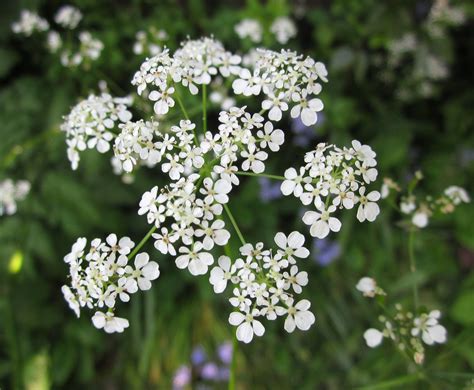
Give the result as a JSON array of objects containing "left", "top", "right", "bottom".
[
  {"left": 173, "top": 365, "right": 191, "bottom": 389},
  {"left": 312, "top": 238, "right": 341, "bottom": 266},
  {"left": 217, "top": 341, "right": 233, "bottom": 365},
  {"left": 191, "top": 345, "right": 207, "bottom": 366},
  {"left": 201, "top": 362, "right": 220, "bottom": 381},
  {"left": 258, "top": 177, "right": 282, "bottom": 202}
]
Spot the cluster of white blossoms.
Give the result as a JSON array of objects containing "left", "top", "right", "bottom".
[
  {"left": 60, "top": 31, "right": 104, "bottom": 68},
  {"left": 234, "top": 19, "right": 263, "bottom": 43},
  {"left": 11, "top": 10, "right": 49, "bottom": 36},
  {"left": 62, "top": 234, "right": 160, "bottom": 333},
  {"left": 211, "top": 231, "right": 315, "bottom": 343},
  {"left": 357, "top": 277, "right": 447, "bottom": 365},
  {"left": 132, "top": 37, "right": 241, "bottom": 111},
  {"left": 12, "top": 6, "right": 104, "bottom": 69},
  {"left": 381, "top": 175, "right": 470, "bottom": 229},
  {"left": 234, "top": 16, "right": 297, "bottom": 45},
  {"left": 60, "top": 93, "right": 133, "bottom": 170},
  {"left": 54, "top": 5, "right": 82, "bottom": 29},
  {"left": 233, "top": 49, "right": 327, "bottom": 125},
  {"left": 134, "top": 28, "right": 168, "bottom": 56},
  {"left": 0, "top": 179, "right": 31, "bottom": 216},
  {"left": 62, "top": 36, "right": 381, "bottom": 343},
  {"left": 270, "top": 17, "right": 297, "bottom": 44},
  {"left": 281, "top": 141, "right": 380, "bottom": 238}
]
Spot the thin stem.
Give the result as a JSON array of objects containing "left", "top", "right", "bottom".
[
  {"left": 175, "top": 92, "right": 190, "bottom": 121},
  {"left": 408, "top": 229, "right": 419, "bottom": 311},
  {"left": 202, "top": 84, "right": 207, "bottom": 134},
  {"left": 175, "top": 92, "right": 198, "bottom": 144},
  {"left": 236, "top": 171, "right": 285, "bottom": 181},
  {"left": 128, "top": 225, "right": 158, "bottom": 260},
  {"left": 229, "top": 333, "right": 238, "bottom": 390},
  {"left": 224, "top": 204, "right": 245, "bottom": 246}
]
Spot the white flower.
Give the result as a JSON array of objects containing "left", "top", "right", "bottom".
[
  {"left": 262, "top": 92, "right": 288, "bottom": 122},
  {"left": 175, "top": 242, "right": 213, "bottom": 276},
  {"left": 302, "top": 206, "right": 341, "bottom": 239},
  {"left": 444, "top": 186, "right": 470, "bottom": 205},
  {"left": 195, "top": 220, "right": 230, "bottom": 250},
  {"left": 270, "top": 16, "right": 297, "bottom": 44},
  {"left": 92, "top": 311, "right": 129, "bottom": 333},
  {"left": 12, "top": 10, "right": 49, "bottom": 36},
  {"left": 241, "top": 143, "right": 268, "bottom": 174},
  {"left": 411, "top": 310, "right": 447, "bottom": 345},
  {"left": 235, "top": 19, "right": 263, "bottom": 43},
  {"left": 129, "top": 253, "right": 160, "bottom": 291},
  {"left": 257, "top": 121, "right": 285, "bottom": 152},
  {"left": 290, "top": 91, "right": 323, "bottom": 126},
  {"left": 54, "top": 5, "right": 82, "bottom": 29},
  {"left": 356, "top": 277, "right": 377, "bottom": 297},
  {"left": 0, "top": 179, "right": 31, "bottom": 216},
  {"left": 152, "top": 227, "right": 178, "bottom": 256},
  {"left": 412, "top": 210, "right": 429, "bottom": 228},
  {"left": 229, "top": 309, "right": 265, "bottom": 343},
  {"left": 281, "top": 167, "right": 307, "bottom": 197},
  {"left": 283, "top": 265, "right": 308, "bottom": 294},
  {"left": 200, "top": 178, "right": 232, "bottom": 204},
  {"left": 356, "top": 187, "right": 380, "bottom": 222},
  {"left": 209, "top": 256, "right": 236, "bottom": 293},
  {"left": 149, "top": 87, "right": 175, "bottom": 115},
  {"left": 284, "top": 299, "right": 315, "bottom": 333},
  {"left": 274, "top": 231, "right": 309, "bottom": 263},
  {"left": 364, "top": 328, "right": 384, "bottom": 347},
  {"left": 352, "top": 140, "right": 377, "bottom": 167}
]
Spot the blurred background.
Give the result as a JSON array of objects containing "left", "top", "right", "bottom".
[{"left": 0, "top": 0, "right": 473, "bottom": 388}]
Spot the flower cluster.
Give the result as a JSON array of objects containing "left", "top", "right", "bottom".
[
  {"left": 358, "top": 277, "right": 447, "bottom": 365},
  {"left": 60, "top": 93, "right": 132, "bottom": 169},
  {"left": 210, "top": 231, "right": 315, "bottom": 343},
  {"left": 234, "top": 19, "right": 263, "bottom": 43},
  {"left": 60, "top": 31, "right": 104, "bottom": 68},
  {"left": 12, "top": 6, "right": 104, "bottom": 69},
  {"left": 11, "top": 10, "right": 49, "bottom": 36},
  {"left": 133, "top": 27, "right": 168, "bottom": 56},
  {"left": 381, "top": 174, "right": 470, "bottom": 228},
  {"left": 62, "top": 234, "right": 160, "bottom": 333},
  {"left": 281, "top": 140, "right": 380, "bottom": 238},
  {"left": 234, "top": 16, "right": 297, "bottom": 44},
  {"left": 132, "top": 37, "right": 241, "bottom": 112},
  {"left": 0, "top": 179, "right": 31, "bottom": 216},
  {"left": 270, "top": 17, "right": 297, "bottom": 44},
  {"left": 54, "top": 5, "right": 82, "bottom": 29},
  {"left": 62, "top": 36, "right": 379, "bottom": 345},
  {"left": 233, "top": 49, "right": 326, "bottom": 125}
]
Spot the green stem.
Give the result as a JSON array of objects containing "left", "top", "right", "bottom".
[
  {"left": 224, "top": 204, "right": 245, "bottom": 246},
  {"left": 202, "top": 84, "right": 207, "bottom": 134},
  {"left": 236, "top": 171, "right": 285, "bottom": 181},
  {"left": 128, "top": 225, "right": 158, "bottom": 260},
  {"left": 175, "top": 92, "right": 198, "bottom": 144},
  {"left": 229, "top": 333, "right": 238, "bottom": 390},
  {"left": 408, "top": 229, "right": 419, "bottom": 311}
]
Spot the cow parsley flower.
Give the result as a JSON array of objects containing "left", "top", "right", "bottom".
[
  {"left": 270, "top": 16, "right": 297, "bottom": 44},
  {"left": 234, "top": 19, "right": 263, "bottom": 43},
  {"left": 61, "top": 93, "right": 132, "bottom": 169},
  {"left": 12, "top": 10, "right": 49, "bottom": 36},
  {"left": 55, "top": 5, "right": 82, "bottom": 29},
  {"left": 0, "top": 179, "right": 30, "bottom": 216},
  {"left": 61, "top": 235, "right": 159, "bottom": 333}
]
